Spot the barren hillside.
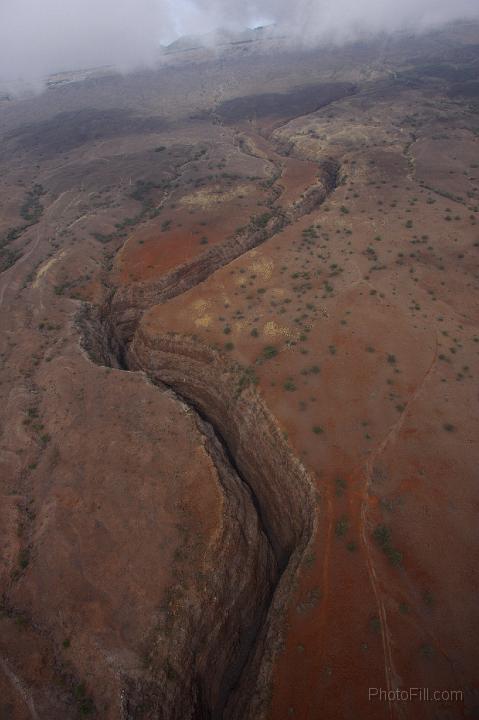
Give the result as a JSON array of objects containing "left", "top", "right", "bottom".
[{"left": 1, "top": 22, "right": 478, "bottom": 720}]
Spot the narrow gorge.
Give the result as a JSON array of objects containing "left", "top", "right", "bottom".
[
  {"left": 80, "top": 261, "right": 318, "bottom": 720},
  {"left": 76, "top": 130, "right": 338, "bottom": 718}
]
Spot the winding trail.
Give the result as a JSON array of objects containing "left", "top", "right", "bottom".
[
  {"left": 0, "top": 655, "right": 39, "bottom": 720},
  {"left": 359, "top": 331, "right": 439, "bottom": 718}
]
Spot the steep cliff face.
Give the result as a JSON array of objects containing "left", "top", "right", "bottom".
[
  {"left": 129, "top": 330, "right": 315, "bottom": 567},
  {"left": 80, "top": 304, "right": 317, "bottom": 717},
  {"left": 125, "top": 329, "right": 317, "bottom": 719},
  {"left": 122, "top": 410, "right": 278, "bottom": 720}
]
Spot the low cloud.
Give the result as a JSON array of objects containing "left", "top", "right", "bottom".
[
  {"left": 1, "top": 0, "right": 478, "bottom": 90},
  {"left": 239, "top": 0, "right": 479, "bottom": 43}
]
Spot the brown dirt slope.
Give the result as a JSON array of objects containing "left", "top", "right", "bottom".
[{"left": 0, "top": 21, "right": 478, "bottom": 720}]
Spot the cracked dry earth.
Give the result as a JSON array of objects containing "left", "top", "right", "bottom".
[{"left": 1, "top": 22, "right": 479, "bottom": 720}]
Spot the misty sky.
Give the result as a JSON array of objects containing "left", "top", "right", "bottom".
[{"left": 1, "top": 0, "right": 479, "bottom": 87}]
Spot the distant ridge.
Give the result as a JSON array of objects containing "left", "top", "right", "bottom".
[{"left": 164, "top": 24, "right": 277, "bottom": 53}]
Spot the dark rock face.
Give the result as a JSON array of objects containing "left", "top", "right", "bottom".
[
  {"left": 79, "top": 303, "right": 316, "bottom": 719},
  {"left": 123, "top": 331, "right": 316, "bottom": 719}
]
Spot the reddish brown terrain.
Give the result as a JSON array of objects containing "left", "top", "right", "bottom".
[{"left": 0, "top": 21, "right": 478, "bottom": 720}]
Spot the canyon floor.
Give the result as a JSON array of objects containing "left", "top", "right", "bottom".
[{"left": 0, "top": 21, "right": 478, "bottom": 720}]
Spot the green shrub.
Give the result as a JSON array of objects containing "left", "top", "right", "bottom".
[
  {"left": 263, "top": 346, "right": 278, "bottom": 359},
  {"left": 373, "top": 524, "right": 402, "bottom": 567},
  {"left": 335, "top": 515, "right": 349, "bottom": 537},
  {"left": 373, "top": 524, "right": 391, "bottom": 547}
]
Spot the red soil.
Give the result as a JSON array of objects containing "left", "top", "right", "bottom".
[{"left": 140, "top": 128, "right": 479, "bottom": 717}]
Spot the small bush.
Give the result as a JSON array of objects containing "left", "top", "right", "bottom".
[
  {"left": 373, "top": 524, "right": 402, "bottom": 567},
  {"left": 373, "top": 524, "right": 391, "bottom": 547},
  {"left": 335, "top": 476, "right": 347, "bottom": 496},
  {"left": 335, "top": 515, "right": 349, "bottom": 537},
  {"left": 263, "top": 346, "right": 278, "bottom": 359}
]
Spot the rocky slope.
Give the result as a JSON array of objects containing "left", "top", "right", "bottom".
[{"left": 1, "top": 21, "right": 478, "bottom": 720}]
